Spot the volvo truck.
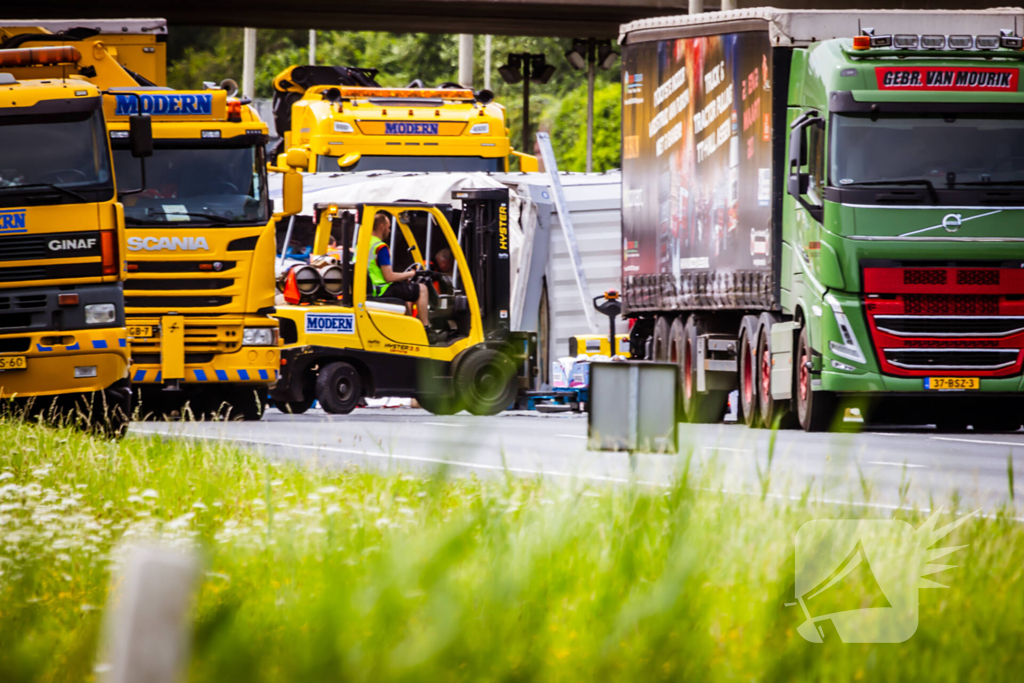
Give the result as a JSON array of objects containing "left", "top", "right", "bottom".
[
  {"left": 0, "top": 45, "right": 141, "bottom": 435},
  {"left": 620, "top": 8, "right": 1024, "bottom": 431}
]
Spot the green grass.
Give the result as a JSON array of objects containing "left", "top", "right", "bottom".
[{"left": 0, "top": 417, "right": 1022, "bottom": 682}]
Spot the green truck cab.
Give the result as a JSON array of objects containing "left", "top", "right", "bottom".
[{"left": 620, "top": 8, "right": 1024, "bottom": 431}]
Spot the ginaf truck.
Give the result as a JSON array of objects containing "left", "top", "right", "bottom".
[
  {"left": 0, "top": 45, "right": 153, "bottom": 435},
  {"left": 272, "top": 64, "right": 539, "bottom": 173},
  {"left": 0, "top": 21, "right": 302, "bottom": 419},
  {"left": 620, "top": 7, "right": 1024, "bottom": 432}
]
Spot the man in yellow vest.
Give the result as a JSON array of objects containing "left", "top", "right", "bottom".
[{"left": 368, "top": 211, "right": 430, "bottom": 327}]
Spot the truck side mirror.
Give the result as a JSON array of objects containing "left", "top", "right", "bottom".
[
  {"left": 129, "top": 114, "right": 153, "bottom": 158},
  {"left": 281, "top": 171, "right": 303, "bottom": 217},
  {"left": 285, "top": 148, "right": 309, "bottom": 170},
  {"left": 337, "top": 152, "right": 361, "bottom": 169},
  {"left": 787, "top": 113, "right": 824, "bottom": 223}
]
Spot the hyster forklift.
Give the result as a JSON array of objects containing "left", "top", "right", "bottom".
[{"left": 271, "top": 188, "right": 536, "bottom": 415}]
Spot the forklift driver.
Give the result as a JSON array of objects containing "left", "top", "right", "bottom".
[{"left": 368, "top": 211, "right": 430, "bottom": 327}]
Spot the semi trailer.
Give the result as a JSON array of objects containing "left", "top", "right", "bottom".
[{"left": 620, "top": 8, "right": 1024, "bottom": 431}]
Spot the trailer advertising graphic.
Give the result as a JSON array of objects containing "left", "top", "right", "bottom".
[{"left": 622, "top": 32, "right": 773, "bottom": 311}]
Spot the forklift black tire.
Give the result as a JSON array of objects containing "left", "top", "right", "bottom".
[
  {"left": 317, "top": 362, "right": 362, "bottom": 415},
  {"left": 417, "top": 392, "right": 464, "bottom": 416},
  {"left": 455, "top": 348, "right": 518, "bottom": 416}
]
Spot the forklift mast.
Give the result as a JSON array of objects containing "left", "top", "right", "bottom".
[{"left": 453, "top": 188, "right": 510, "bottom": 341}]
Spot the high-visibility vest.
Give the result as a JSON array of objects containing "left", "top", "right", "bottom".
[{"left": 367, "top": 236, "right": 390, "bottom": 297}]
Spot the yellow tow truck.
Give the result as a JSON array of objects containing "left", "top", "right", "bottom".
[
  {"left": 272, "top": 64, "right": 539, "bottom": 173},
  {"left": 271, "top": 189, "right": 536, "bottom": 415},
  {"left": 0, "top": 45, "right": 147, "bottom": 435},
  {"left": 1, "top": 22, "right": 302, "bottom": 419}
]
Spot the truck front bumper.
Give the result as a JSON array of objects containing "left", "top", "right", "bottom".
[
  {"left": 0, "top": 326, "right": 129, "bottom": 398},
  {"left": 130, "top": 343, "right": 280, "bottom": 385},
  {"left": 821, "top": 368, "right": 1024, "bottom": 393}
]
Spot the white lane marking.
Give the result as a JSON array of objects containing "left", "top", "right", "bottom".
[
  {"left": 129, "top": 427, "right": 1019, "bottom": 520},
  {"left": 557, "top": 434, "right": 587, "bottom": 440},
  {"left": 131, "top": 428, "right": 649, "bottom": 486},
  {"left": 866, "top": 461, "right": 926, "bottom": 469},
  {"left": 701, "top": 446, "right": 754, "bottom": 454},
  {"left": 422, "top": 422, "right": 466, "bottom": 428},
  {"left": 932, "top": 436, "right": 1024, "bottom": 447}
]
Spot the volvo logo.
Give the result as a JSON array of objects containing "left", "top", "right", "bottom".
[{"left": 942, "top": 213, "right": 962, "bottom": 233}]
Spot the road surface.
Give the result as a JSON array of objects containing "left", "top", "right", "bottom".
[{"left": 130, "top": 408, "right": 1024, "bottom": 514}]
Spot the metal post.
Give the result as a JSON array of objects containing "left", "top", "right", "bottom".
[
  {"left": 458, "top": 34, "right": 474, "bottom": 88},
  {"left": 688, "top": 0, "right": 704, "bottom": 14},
  {"left": 585, "top": 42, "right": 595, "bottom": 173},
  {"left": 242, "top": 28, "right": 257, "bottom": 99},
  {"left": 720, "top": 0, "right": 736, "bottom": 9},
  {"left": 424, "top": 214, "right": 433, "bottom": 268},
  {"left": 308, "top": 29, "right": 316, "bottom": 66},
  {"left": 278, "top": 215, "right": 296, "bottom": 268},
  {"left": 484, "top": 35, "right": 492, "bottom": 90},
  {"left": 522, "top": 75, "right": 531, "bottom": 155}
]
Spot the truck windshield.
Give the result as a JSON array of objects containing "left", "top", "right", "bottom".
[
  {"left": 316, "top": 155, "right": 503, "bottom": 173},
  {"left": 113, "top": 144, "right": 268, "bottom": 226},
  {"left": 831, "top": 114, "right": 1024, "bottom": 187},
  {"left": 0, "top": 110, "right": 113, "bottom": 206}
]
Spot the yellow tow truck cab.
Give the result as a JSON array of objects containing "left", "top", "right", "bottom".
[
  {"left": 0, "top": 21, "right": 296, "bottom": 419},
  {"left": 0, "top": 46, "right": 136, "bottom": 434},
  {"left": 272, "top": 65, "right": 539, "bottom": 173}
]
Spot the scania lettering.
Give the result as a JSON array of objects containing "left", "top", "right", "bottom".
[
  {"left": 0, "top": 51, "right": 135, "bottom": 435},
  {"left": 127, "top": 236, "right": 210, "bottom": 251},
  {"left": 619, "top": 8, "right": 1024, "bottom": 432}
]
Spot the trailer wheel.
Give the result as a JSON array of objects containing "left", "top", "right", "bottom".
[
  {"left": 681, "top": 315, "right": 727, "bottom": 423},
  {"left": 455, "top": 348, "right": 517, "bottom": 416},
  {"left": 652, "top": 315, "right": 671, "bottom": 362},
  {"left": 796, "top": 327, "right": 836, "bottom": 432},
  {"left": 757, "top": 324, "right": 797, "bottom": 430},
  {"left": 316, "top": 362, "right": 363, "bottom": 415},
  {"left": 738, "top": 328, "right": 760, "bottom": 428}
]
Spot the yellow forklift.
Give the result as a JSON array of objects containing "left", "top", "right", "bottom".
[{"left": 271, "top": 188, "right": 536, "bottom": 415}]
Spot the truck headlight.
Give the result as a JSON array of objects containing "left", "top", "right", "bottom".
[
  {"left": 84, "top": 303, "right": 116, "bottom": 325},
  {"left": 824, "top": 293, "right": 866, "bottom": 364},
  {"left": 469, "top": 123, "right": 490, "bottom": 135},
  {"left": 243, "top": 327, "right": 278, "bottom": 346},
  {"left": 334, "top": 121, "right": 354, "bottom": 133}
]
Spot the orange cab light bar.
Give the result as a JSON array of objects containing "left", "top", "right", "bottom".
[
  {"left": 334, "top": 86, "right": 475, "bottom": 101},
  {"left": 0, "top": 46, "right": 82, "bottom": 68}
]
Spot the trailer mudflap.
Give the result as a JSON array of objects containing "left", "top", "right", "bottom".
[
  {"left": 160, "top": 315, "right": 185, "bottom": 380},
  {"left": 697, "top": 335, "right": 738, "bottom": 393},
  {"left": 770, "top": 321, "right": 798, "bottom": 400}
]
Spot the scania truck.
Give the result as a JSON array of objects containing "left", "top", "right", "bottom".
[
  {"left": 271, "top": 64, "right": 539, "bottom": 173},
  {"left": 0, "top": 45, "right": 141, "bottom": 435},
  {"left": 620, "top": 7, "right": 1024, "bottom": 432},
  {"left": 1, "top": 22, "right": 300, "bottom": 419}
]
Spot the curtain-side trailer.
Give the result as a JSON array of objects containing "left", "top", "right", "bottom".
[{"left": 620, "top": 7, "right": 1024, "bottom": 431}]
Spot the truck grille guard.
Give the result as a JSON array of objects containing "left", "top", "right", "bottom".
[{"left": 862, "top": 266, "right": 1024, "bottom": 376}]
